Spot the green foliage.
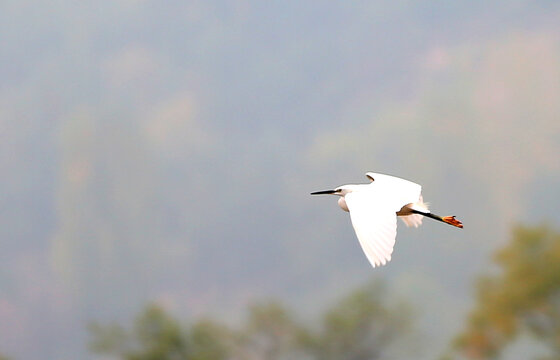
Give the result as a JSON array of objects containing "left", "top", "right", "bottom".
[
  {"left": 309, "top": 281, "right": 413, "bottom": 360},
  {"left": 189, "top": 319, "right": 233, "bottom": 360},
  {"left": 89, "top": 280, "right": 415, "bottom": 360},
  {"left": 88, "top": 322, "right": 130, "bottom": 355},
  {"left": 89, "top": 305, "right": 189, "bottom": 360},
  {"left": 232, "top": 301, "right": 310, "bottom": 360},
  {"left": 131, "top": 305, "right": 189, "bottom": 360},
  {"left": 451, "top": 225, "right": 560, "bottom": 359}
]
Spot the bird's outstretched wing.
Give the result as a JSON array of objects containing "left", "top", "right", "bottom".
[
  {"left": 345, "top": 174, "right": 423, "bottom": 268},
  {"left": 365, "top": 172, "right": 422, "bottom": 206},
  {"left": 366, "top": 172, "right": 424, "bottom": 228},
  {"left": 344, "top": 191, "right": 398, "bottom": 268}
]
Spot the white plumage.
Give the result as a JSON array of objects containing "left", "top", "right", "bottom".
[{"left": 311, "top": 172, "right": 462, "bottom": 268}]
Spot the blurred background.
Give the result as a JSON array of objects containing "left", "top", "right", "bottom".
[{"left": 1, "top": 1, "right": 560, "bottom": 359}]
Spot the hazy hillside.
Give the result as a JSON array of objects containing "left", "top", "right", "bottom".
[{"left": 1, "top": 1, "right": 559, "bottom": 359}]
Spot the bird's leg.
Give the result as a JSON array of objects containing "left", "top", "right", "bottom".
[{"left": 411, "top": 210, "right": 463, "bottom": 228}]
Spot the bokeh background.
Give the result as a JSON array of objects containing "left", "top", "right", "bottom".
[{"left": 1, "top": 1, "right": 560, "bottom": 359}]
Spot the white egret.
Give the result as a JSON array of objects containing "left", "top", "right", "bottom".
[{"left": 311, "top": 172, "right": 462, "bottom": 268}]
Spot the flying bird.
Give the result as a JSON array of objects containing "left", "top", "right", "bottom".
[{"left": 311, "top": 172, "right": 462, "bottom": 268}]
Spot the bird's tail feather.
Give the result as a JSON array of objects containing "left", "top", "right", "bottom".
[{"left": 400, "top": 196, "right": 428, "bottom": 228}]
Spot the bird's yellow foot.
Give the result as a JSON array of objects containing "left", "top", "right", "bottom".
[{"left": 442, "top": 216, "right": 463, "bottom": 228}]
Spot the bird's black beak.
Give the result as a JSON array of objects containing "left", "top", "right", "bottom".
[{"left": 310, "top": 189, "right": 337, "bottom": 195}]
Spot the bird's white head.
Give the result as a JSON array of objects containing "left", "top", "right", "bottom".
[
  {"left": 311, "top": 185, "right": 361, "bottom": 212},
  {"left": 310, "top": 184, "right": 357, "bottom": 197}
]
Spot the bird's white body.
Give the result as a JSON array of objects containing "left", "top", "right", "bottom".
[{"left": 312, "top": 172, "right": 462, "bottom": 268}]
